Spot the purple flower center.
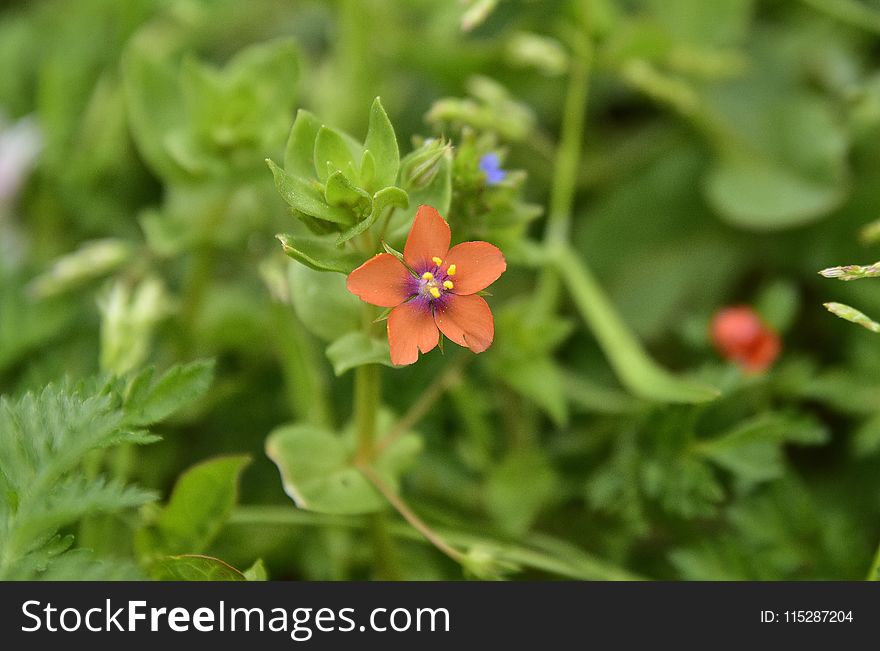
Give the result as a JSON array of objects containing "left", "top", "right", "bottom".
[{"left": 405, "top": 259, "right": 455, "bottom": 312}]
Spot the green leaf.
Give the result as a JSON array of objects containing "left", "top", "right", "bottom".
[
  {"left": 276, "top": 233, "right": 362, "bottom": 274},
  {"left": 314, "top": 125, "right": 361, "bottom": 183},
  {"left": 555, "top": 245, "right": 720, "bottom": 403},
  {"left": 151, "top": 555, "right": 246, "bottom": 581},
  {"left": 266, "top": 159, "right": 354, "bottom": 225},
  {"left": 706, "top": 156, "right": 846, "bottom": 230},
  {"left": 287, "top": 261, "right": 362, "bottom": 341},
  {"left": 123, "top": 360, "right": 215, "bottom": 427},
  {"left": 0, "top": 375, "right": 171, "bottom": 579},
  {"left": 324, "top": 170, "right": 372, "bottom": 213},
  {"left": 703, "top": 80, "right": 849, "bottom": 230},
  {"left": 284, "top": 109, "right": 323, "bottom": 177},
  {"left": 139, "top": 455, "right": 251, "bottom": 557},
  {"left": 364, "top": 97, "right": 400, "bottom": 189},
  {"left": 326, "top": 332, "right": 393, "bottom": 376},
  {"left": 121, "top": 40, "right": 188, "bottom": 181},
  {"left": 336, "top": 186, "right": 409, "bottom": 245},
  {"left": 266, "top": 414, "right": 422, "bottom": 515},
  {"left": 225, "top": 37, "right": 299, "bottom": 100},
  {"left": 360, "top": 149, "right": 377, "bottom": 189}
]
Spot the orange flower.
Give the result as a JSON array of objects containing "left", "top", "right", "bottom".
[
  {"left": 347, "top": 205, "right": 506, "bottom": 366},
  {"left": 710, "top": 306, "right": 780, "bottom": 373}
]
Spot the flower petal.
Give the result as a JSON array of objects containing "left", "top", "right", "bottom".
[
  {"left": 444, "top": 241, "right": 507, "bottom": 295},
  {"left": 387, "top": 302, "right": 440, "bottom": 365},
  {"left": 404, "top": 205, "right": 450, "bottom": 271},
  {"left": 346, "top": 253, "right": 413, "bottom": 307},
  {"left": 434, "top": 293, "right": 494, "bottom": 353}
]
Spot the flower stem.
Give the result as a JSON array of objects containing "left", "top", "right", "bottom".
[
  {"left": 374, "top": 356, "right": 467, "bottom": 455},
  {"left": 534, "top": 1, "right": 593, "bottom": 313},
  {"left": 357, "top": 462, "right": 467, "bottom": 566},
  {"left": 354, "top": 363, "right": 380, "bottom": 462},
  {"left": 229, "top": 505, "right": 645, "bottom": 580}
]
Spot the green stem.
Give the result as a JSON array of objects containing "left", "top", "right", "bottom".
[
  {"left": 357, "top": 462, "right": 468, "bottom": 566},
  {"left": 354, "top": 363, "right": 380, "bottom": 461},
  {"left": 534, "top": 1, "right": 593, "bottom": 313},
  {"left": 368, "top": 512, "right": 402, "bottom": 580},
  {"left": 555, "top": 243, "right": 719, "bottom": 403},
  {"left": 228, "top": 505, "right": 644, "bottom": 581},
  {"left": 867, "top": 539, "right": 880, "bottom": 581},
  {"left": 375, "top": 356, "right": 466, "bottom": 455}
]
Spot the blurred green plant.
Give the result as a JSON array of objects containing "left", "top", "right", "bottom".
[{"left": 0, "top": 0, "right": 879, "bottom": 582}]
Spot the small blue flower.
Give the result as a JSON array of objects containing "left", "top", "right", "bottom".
[{"left": 479, "top": 152, "right": 506, "bottom": 185}]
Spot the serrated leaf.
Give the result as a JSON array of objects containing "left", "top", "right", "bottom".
[
  {"left": 266, "top": 413, "right": 421, "bottom": 515},
  {"left": 696, "top": 414, "right": 828, "bottom": 485},
  {"left": 151, "top": 555, "right": 246, "bottom": 581},
  {"left": 326, "top": 332, "right": 393, "bottom": 376},
  {"left": 123, "top": 360, "right": 215, "bottom": 427},
  {"left": 364, "top": 97, "right": 399, "bottom": 189},
  {"left": 267, "top": 159, "right": 354, "bottom": 225}
]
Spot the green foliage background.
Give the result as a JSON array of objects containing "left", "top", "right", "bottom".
[{"left": 1, "top": 0, "right": 880, "bottom": 580}]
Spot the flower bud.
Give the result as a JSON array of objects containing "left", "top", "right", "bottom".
[
  {"left": 98, "top": 276, "right": 171, "bottom": 375},
  {"left": 400, "top": 138, "right": 452, "bottom": 190}
]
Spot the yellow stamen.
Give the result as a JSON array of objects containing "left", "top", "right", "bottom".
[
  {"left": 432, "top": 257, "right": 443, "bottom": 266},
  {"left": 421, "top": 272, "right": 434, "bottom": 280},
  {"left": 443, "top": 280, "right": 454, "bottom": 289},
  {"left": 447, "top": 264, "right": 456, "bottom": 276},
  {"left": 429, "top": 287, "right": 441, "bottom": 299}
]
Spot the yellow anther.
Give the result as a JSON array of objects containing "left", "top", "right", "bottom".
[
  {"left": 447, "top": 264, "right": 457, "bottom": 276},
  {"left": 443, "top": 280, "right": 454, "bottom": 289},
  {"left": 432, "top": 257, "right": 443, "bottom": 266},
  {"left": 429, "top": 287, "right": 441, "bottom": 299},
  {"left": 421, "top": 272, "right": 434, "bottom": 281}
]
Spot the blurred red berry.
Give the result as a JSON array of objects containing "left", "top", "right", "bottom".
[{"left": 710, "top": 306, "right": 781, "bottom": 373}]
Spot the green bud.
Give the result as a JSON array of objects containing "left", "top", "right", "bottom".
[
  {"left": 818, "top": 261, "right": 880, "bottom": 281},
  {"left": 400, "top": 138, "right": 452, "bottom": 190},
  {"left": 98, "top": 276, "right": 172, "bottom": 375}
]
